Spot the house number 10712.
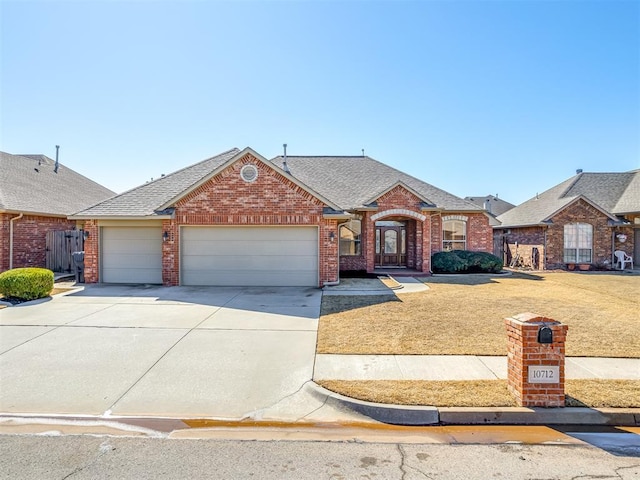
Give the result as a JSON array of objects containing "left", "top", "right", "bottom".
[{"left": 528, "top": 366, "right": 559, "bottom": 384}]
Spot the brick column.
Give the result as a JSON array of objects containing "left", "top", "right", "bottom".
[{"left": 505, "top": 313, "right": 568, "bottom": 407}]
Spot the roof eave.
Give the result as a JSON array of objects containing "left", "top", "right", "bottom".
[
  {"left": 68, "top": 214, "right": 174, "bottom": 220},
  {"left": 0, "top": 208, "right": 69, "bottom": 218}
]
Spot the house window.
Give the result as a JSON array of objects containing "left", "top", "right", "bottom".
[
  {"left": 443, "top": 220, "right": 466, "bottom": 251},
  {"left": 564, "top": 223, "right": 592, "bottom": 263},
  {"left": 339, "top": 219, "right": 362, "bottom": 256}
]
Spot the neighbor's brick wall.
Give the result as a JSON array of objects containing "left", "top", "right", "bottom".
[
  {"left": 498, "top": 227, "right": 545, "bottom": 269},
  {"left": 505, "top": 313, "right": 568, "bottom": 407},
  {"left": 165, "top": 153, "right": 337, "bottom": 286},
  {"left": 546, "top": 200, "right": 612, "bottom": 269},
  {"left": 0, "top": 213, "right": 75, "bottom": 272}
]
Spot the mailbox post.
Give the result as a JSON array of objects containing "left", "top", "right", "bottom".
[{"left": 505, "top": 313, "right": 568, "bottom": 407}]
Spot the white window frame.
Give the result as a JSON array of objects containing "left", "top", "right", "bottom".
[
  {"left": 443, "top": 219, "right": 467, "bottom": 251},
  {"left": 339, "top": 220, "right": 362, "bottom": 256},
  {"left": 564, "top": 223, "right": 593, "bottom": 263}
]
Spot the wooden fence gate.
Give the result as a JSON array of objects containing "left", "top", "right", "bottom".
[{"left": 46, "top": 230, "right": 84, "bottom": 273}]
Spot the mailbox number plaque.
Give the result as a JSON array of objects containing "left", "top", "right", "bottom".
[{"left": 528, "top": 366, "right": 559, "bottom": 384}]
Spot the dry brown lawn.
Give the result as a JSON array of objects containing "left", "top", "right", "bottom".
[
  {"left": 318, "top": 272, "right": 639, "bottom": 358},
  {"left": 318, "top": 379, "right": 640, "bottom": 408}
]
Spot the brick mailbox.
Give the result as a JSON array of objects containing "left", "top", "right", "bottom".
[{"left": 505, "top": 313, "right": 569, "bottom": 407}]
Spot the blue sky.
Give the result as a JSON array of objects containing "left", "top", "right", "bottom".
[{"left": 1, "top": 0, "right": 638, "bottom": 205}]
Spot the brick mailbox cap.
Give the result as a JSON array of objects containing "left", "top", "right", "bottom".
[{"left": 507, "top": 312, "right": 562, "bottom": 325}]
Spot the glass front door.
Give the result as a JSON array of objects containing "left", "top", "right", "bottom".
[{"left": 375, "top": 225, "right": 407, "bottom": 267}]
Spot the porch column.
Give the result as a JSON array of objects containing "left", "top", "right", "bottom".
[
  {"left": 365, "top": 212, "right": 376, "bottom": 273},
  {"left": 420, "top": 217, "right": 431, "bottom": 272}
]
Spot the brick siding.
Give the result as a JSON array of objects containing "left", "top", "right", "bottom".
[
  {"left": 545, "top": 200, "right": 612, "bottom": 269},
  {"left": 166, "top": 153, "right": 337, "bottom": 286},
  {"left": 0, "top": 213, "right": 75, "bottom": 272}
]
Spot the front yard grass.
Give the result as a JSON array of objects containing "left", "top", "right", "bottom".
[{"left": 317, "top": 272, "right": 639, "bottom": 358}]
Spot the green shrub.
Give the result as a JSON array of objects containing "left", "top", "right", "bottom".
[
  {"left": 432, "top": 251, "right": 503, "bottom": 274},
  {"left": 0, "top": 268, "right": 54, "bottom": 301}
]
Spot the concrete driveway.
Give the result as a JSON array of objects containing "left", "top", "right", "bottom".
[{"left": 0, "top": 285, "right": 322, "bottom": 420}]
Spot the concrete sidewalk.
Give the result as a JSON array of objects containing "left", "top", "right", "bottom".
[{"left": 314, "top": 354, "right": 640, "bottom": 381}]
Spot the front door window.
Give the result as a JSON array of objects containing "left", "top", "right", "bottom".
[{"left": 375, "top": 222, "right": 407, "bottom": 267}]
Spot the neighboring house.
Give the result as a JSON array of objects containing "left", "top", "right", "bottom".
[
  {"left": 72, "top": 147, "right": 494, "bottom": 287},
  {"left": 0, "top": 152, "right": 116, "bottom": 272},
  {"left": 464, "top": 195, "right": 515, "bottom": 217},
  {"left": 494, "top": 170, "right": 639, "bottom": 270}
]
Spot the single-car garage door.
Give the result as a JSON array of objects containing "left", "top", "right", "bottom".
[
  {"left": 101, "top": 227, "right": 163, "bottom": 284},
  {"left": 181, "top": 227, "right": 318, "bottom": 286}
]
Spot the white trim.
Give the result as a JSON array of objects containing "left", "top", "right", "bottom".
[{"left": 371, "top": 209, "right": 426, "bottom": 222}]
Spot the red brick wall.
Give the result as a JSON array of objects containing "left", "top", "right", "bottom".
[
  {"left": 167, "top": 153, "right": 337, "bottom": 287},
  {"left": 430, "top": 213, "right": 493, "bottom": 254},
  {"left": 546, "top": 200, "right": 613, "bottom": 269},
  {"left": 0, "top": 214, "right": 8, "bottom": 272},
  {"left": 83, "top": 219, "right": 99, "bottom": 283},
  {"left": 338, "top": 215, "right": 367, "bottom": 272},
  {"left": 0, "top": 213, "right": 75, "bottom": 272},
  {"left": 505, "top": 313, "right": 568, "bottom": 407}
]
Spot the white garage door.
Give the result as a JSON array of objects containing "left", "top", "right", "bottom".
[
  {"left": 181, "top": 227, "right": 318, "bottom": 286},
  {"left": 101, "top": 227, "right": 163, "bottom": 284}
]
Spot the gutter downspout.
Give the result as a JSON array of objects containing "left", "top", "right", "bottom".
[{"left": 9, "top": 213, "right": 24, "bottom": 270}]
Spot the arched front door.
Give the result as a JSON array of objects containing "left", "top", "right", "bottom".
[{"left": 375, "top": 221, "right": 407, "bottom": 267}]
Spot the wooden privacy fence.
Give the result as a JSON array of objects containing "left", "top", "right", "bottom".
[{"left": 46, "top": 230, "right": 84, "bottom": 273}]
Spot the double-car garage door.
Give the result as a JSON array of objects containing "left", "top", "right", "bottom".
[
  {"left": 181, "top": 227, "right": 318, "bottom": 286},
  {"left": 101, "top": 226, "right": 319, "bottom": 287}
]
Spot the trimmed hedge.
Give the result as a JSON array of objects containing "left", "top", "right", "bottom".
[
  {"left": 432, "top": 250, "right": 503, "bottom": 274},
  {"left": 0, "top": 268, "right": 54, "bottom": 301}
]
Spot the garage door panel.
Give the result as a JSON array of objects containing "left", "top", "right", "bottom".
[
  {"left": 102, "top": 227, "right": 162, "bottom": 284},
  {"left": 184, "top": 271, "right": 317, "bottom": 287},
  {"left": 181, "top": 227, "right": 318, "bottom": 286},
  {"left": 182, "top": 254, "right": 318, "bottom": 271},
  {"left": 185, "top": 240, "right": 317, "bottom": 256}
]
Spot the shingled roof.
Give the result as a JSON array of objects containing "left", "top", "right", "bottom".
[
  {"left": 497, "top": 171, "right": 640, "bottom": 228},
  {"left": 73, "top": 148, "right": 483, "bottom": 218},
  {"left": 271, "top": 155, "right": 482, "bottom": 211},
  {"left": 0, "top": 152, "right": 116, "bottom": 216},
  {"left": 73, "top": 148, "right": 241, "bottom": 217},
  {"left": 464, "top": 195, "right": 515, "bottom": 216}
]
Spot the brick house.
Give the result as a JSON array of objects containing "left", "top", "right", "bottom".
[
  {"left": 0, "top": 152, "right": 115, "bottom": 272},
  {"left": 494, "top": 170, "right": 639, "bottom": 270},
  {"left": 72, "top": 147, "right": 494, "bottom": 287}
]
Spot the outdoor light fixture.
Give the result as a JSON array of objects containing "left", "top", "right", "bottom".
[
  {"left": 163, "top": 231, "right": 169, "bottom": 242},
  {"left": 329, "top": 231, "right": 335, "bottom": 242},
  {"left": 82, "top": 230, "right": 90, "bottom": 240}
]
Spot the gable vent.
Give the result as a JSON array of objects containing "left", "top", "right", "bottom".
[{"left": 240, "top": 164, "right": 258, "bottom": 183}]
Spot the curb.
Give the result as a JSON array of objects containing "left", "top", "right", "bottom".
[
  {"left": 308, "top": 382, "right": 438, "bottom": 425},
  {"left": 309, "top": 382, "right": 640, "bottom": 426}
]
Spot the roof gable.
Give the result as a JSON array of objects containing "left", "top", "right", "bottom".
[
  {"left": 364, "top": 181, "right": 436, "bottom": 208},
  {"left": 0, "top": 151, "right": 115, "bottom": 216},
  {"left": 497, "top": 171, "right": 639, "bottom": 228},
  {"left": 160, "top": 147, "right": 341, "bottom": 211},
  {"left": 270, "top": 155, "right": 482, "bottom": 212}
]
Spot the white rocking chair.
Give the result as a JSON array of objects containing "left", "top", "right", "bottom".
[{"left": 614, "top": 250, "right": 634, "bottom": 270}]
